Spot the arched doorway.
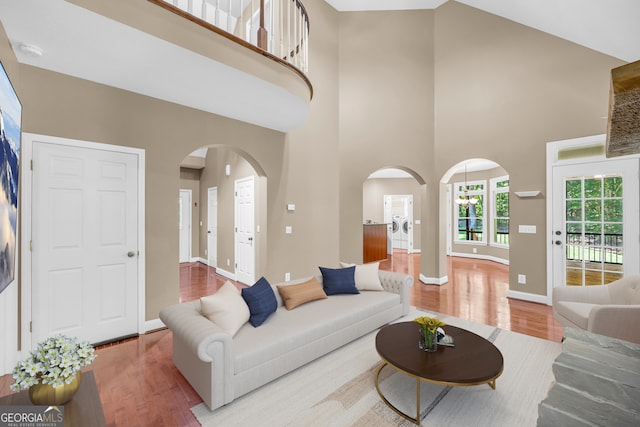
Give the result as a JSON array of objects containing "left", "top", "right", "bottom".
[
  {"left": 179, "top": 145, "right": 268, "bottom": 292},
  {"left": 441, "top": 159, "right": 510, "bottom": 266},
  {"left": 362, "top": 167, "right": 426, "bottom": 274}
]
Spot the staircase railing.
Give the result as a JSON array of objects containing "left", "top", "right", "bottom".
[{"left": 149, "top": 0, "right": 309, "bottom": 77}]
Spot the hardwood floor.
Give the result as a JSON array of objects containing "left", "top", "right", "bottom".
[{"left": 0, "top": 253, "right": 563, "bottom": 426}]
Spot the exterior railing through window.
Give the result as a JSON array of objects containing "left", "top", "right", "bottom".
[
  {"left": 151, "top": 0, "right": 309, "bottom": 77},
  {"left": 566, "top": 232, "right": 623, "bottom": 265}
]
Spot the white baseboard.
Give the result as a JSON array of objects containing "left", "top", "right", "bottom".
[
  {"left": 410, "top": 249, "right": 422, "bottom": 254},
  {"left": 507, "top": 289, "right": 551, "bottom": 305},
  {"left": 144, "top": 318, "right": 165, "bottom": 333},
  {"left": 191, "top": 257, "right": 208, "bottom": 264},
  {"left": 450, "top": 252, "right": 509, "bottom": 266},
  {"left": 216, "top": 268, "right": 236, "bottom": 281},
  {"left": 419, "top": 274, "right": 449, "bottom": 285}
]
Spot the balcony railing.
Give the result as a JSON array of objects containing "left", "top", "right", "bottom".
[
  {"left": 566, "top": 232, "right": 623, "bottom": 265},
  {"left": 150, "top": 0, "right": 309, "bottom": 78}
]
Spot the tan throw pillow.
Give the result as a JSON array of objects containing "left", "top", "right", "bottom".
[
  {"left": 277, "top": 277, "right": 327, "bottom": 310},
  {"left": 200, "top": 281, "right": 250, "bottom": 336},
  {"left": 339, "top": 261, "right": 384, "bottom": 291}
]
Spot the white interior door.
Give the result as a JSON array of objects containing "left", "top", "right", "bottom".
[
  {"left": 405, "top": 195, "right": 414, "bottom": 254},
  {"left": 235, "top": 176, "right": 255, "bottom": 285},
  {"left": 551, "top": 159, "right": 639, "bottom": 287},
  {"left": 179, "top": 189, "right": 191, "bottom": 263},
  {"left": 207, "top": 187, "right": 217, "bottom": 268},
  {"left": 31, "top": 141, "right": 139, "bottom": 345}
]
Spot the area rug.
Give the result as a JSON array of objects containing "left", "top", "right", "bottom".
[{"left": 192, "top": 309, "right": 561, "bottom": 426}]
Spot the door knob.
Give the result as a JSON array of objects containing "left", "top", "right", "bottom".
[
  {"left": 554, "top": 241, "right": 562, "bottom": 246},
  {"left": 127, "top": 251, "right": 136, "bottom": 258}
]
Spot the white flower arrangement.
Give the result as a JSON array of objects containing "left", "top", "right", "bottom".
[{"left": 10, "top": 334, "right": 96, "bottom": 390}]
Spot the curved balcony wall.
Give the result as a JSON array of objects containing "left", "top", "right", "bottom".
[{"left": 152, "top": 0, "right": 311, "bottom": 96}]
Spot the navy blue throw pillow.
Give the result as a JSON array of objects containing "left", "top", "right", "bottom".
[
  {"left": 319, "top": 266, "right": 359, "bottom": 295},
  {"left": 241, "top": 277, "right": 277, "bottom": 327}
]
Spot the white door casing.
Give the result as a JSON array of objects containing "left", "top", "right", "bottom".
[
  {"left": 235, "top": 176, "right": 255, "bottom": 285},
  {"left": 179, "top": 189, "right": 191, "bottom": 263},
  {"left": 22, "top": 133, "right": 145, "bottom": 348},
  {"left": 207, "top": 187, "right": 218, "bottom": 268},
  {"left": 547, "top": 134, "right": 640, "bottom": 302}
]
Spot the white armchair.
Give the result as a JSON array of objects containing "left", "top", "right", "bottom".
[{"left": 552, "top": 275, "right": 640, "bottom": 344}]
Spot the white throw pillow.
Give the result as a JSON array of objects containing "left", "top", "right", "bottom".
[
  {"left": 200, "top": 281, "right": 250, "bottom": 336},
  {"left": 339, "top": 261, "right": 383, "bottom": 291}
]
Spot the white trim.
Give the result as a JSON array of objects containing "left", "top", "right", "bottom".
[
  {"left": 145, "top": 318, "right": 165, "bottom": 332},
  {"left": 179, "top": 189, "right": 192, "bottom": 263},
  {"left": 489, "top": 175, "right": 510, "bottom": 248},
  {"left": 507, "top": 289, "right": 550, "bottom": 305},
  {"left": 450, "top": 252, "right": 509, "bottom": 266},
  {"left": 546, "top": 134, "right": 640, "bottom": 300},
  {"left": 192, "top": 257, "right": 208, "bottom": 264},
  {"left": 215, "top": 267, "right": 237, "bottom": 281},
  {"left": 419, "top": 274, "right": 448, "bottom": 285},
  {"left": 453, "top": 179, "right": 486, "bottom": 244},
  {"left": 20, "top": 133, "right": 146, "bottom": 348},
  {"left": 410, "top": 249, "right": 422, "bottom": 254}
]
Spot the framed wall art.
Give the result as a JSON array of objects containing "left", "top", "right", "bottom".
[{"left": 0, "top": 61, "right": 21, "bottom": 294}]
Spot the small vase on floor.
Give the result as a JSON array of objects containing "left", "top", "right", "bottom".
[{"left": 419, "top": 329, "right": 438, "bottom": 352}]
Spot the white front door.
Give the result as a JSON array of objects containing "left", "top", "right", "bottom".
[
  {"left": 179, "top": 189, "right": 191, "bottom": 263},
  {"left": 235, "top": 176, "right": 255, "bottom": 285},
  {"left": 551, "top": 159, "right": 639, "bottom": 287},
  {"left": 207, "top": 187, "right": 218, "bottom": 268},
  {"left": 31, "top": 141, "right": 140, "bottom": 345}
]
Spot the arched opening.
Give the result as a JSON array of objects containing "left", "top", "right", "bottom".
[
  {"left": 441, "top": 159, "right": 510, "bottom": 266},
  {"left": 363, "top": 167, "right": 426, "bottom": 275},
  {"left": 179, "top": 145, "right": 268, "bottom": 298}
]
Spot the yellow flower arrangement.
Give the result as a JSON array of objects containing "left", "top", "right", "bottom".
[
  {"left": 414, "top": 315, "right": 446, "bottom": 351},
  {"left": 414, "top": 315, "right": 446, "bottom": 332}
]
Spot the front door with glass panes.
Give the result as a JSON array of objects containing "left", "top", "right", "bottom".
[{"left": 551, "top": 159, "right": 639, "bottom": 287}]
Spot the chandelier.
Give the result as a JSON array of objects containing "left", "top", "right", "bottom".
[{"left": 455, "top": 164, "right": 478, "bottom": 205}]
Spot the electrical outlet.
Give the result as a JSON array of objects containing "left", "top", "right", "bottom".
[
  {"left": 472, "top": 248, "right": 477, "bottom": 254},
  {"left": 285, "top": 226, "right": 293, "bottom": 234},
  {"left": 518, "top": 274, "right": 526, "bottom": 285},
  {"left": 227, "top": 258, "right": 230, "bottom": 266},
  {"left": 285, "top": 272, "right": 291, "bottom": 281}
]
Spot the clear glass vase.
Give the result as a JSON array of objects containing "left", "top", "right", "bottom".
[{"left": 418, "top": 328, "right": 438, "bottom": 352}]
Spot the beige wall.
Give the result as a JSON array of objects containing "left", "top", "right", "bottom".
[
  {"left": 1, "top": 0, "right": 629, "bottom": 345},
  {"left": 17, "top": 64, "right": 286, "bottom": 319},
  {"left": 434, "top": 2, "right": 624, "bottom": 294},
  {"left": 338, "top": 10, "right": 436, "bottom": 269}
]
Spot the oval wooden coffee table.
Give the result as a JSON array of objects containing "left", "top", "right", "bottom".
[{"left": 375, "top": 322, "right": 504, "bottom": 425}]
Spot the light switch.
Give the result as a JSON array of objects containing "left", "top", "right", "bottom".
[
  {"left": 285, "top": 226, "right": 292, "bottom": 234},
  {"left": 518, "top": 225, "right": 536, "bottom": 234}
]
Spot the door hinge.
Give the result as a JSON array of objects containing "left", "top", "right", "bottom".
[
  {"left": 29, "top": 321, "right": 32, "bottom": 333},
  {"left": 29, "top": 240, "right": 33, "bottom": 252},
  {"left": 30, "top": 159, "right": 33, "bottom": 170}
]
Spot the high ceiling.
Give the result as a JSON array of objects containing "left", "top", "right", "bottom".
[
  {"left": 325, "top": 0, "right": 640, "bottom": 62},
  {"left": 0, "top": 1, "right": 637, "bottom": 134}
]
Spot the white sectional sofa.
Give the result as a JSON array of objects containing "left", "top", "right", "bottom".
[{"left": 159, "top": 268, "right": 413, "bottom": 411}]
